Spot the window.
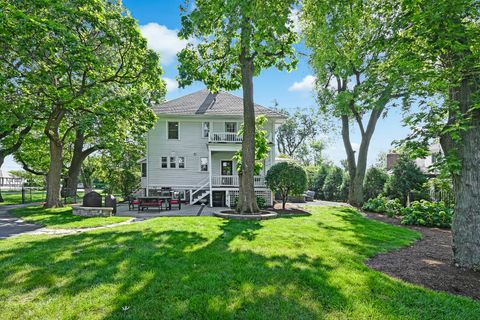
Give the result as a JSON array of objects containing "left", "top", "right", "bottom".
[
  {"left": 178, "top": 157, "right": 185, "bottom": 169},
  {"left": 170, "top": 156, "right": 176, "bottom": 168},
  {"left": 161, "top": 157, "right": 167, "bottom": 168},
  {"left": 202, "top": 122, "right": 210, "bottom": 138},
  {"left": 141, "top": 163, "right": 147, "bottom": 177},
  {"left": 168, "top": 121, "right": 179, "bottom": 139},
  {"left": 225, "top": 122, "right": 237, "bottom": 133},
  {"left": 200, "top": 157, "right": 208, "bottom": 172}
]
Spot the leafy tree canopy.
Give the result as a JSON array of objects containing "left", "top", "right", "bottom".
[{"left": 265, "top": 161, "right": 307, "bottom": 209}]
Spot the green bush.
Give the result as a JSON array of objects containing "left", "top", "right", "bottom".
[
  {"left": 265, "top": 161, "right": 307, "bottom": 209},
  {"left": 363, "top": 167, "right": 388, "bottom": 201},
  {"left": 400, "top": 200, "right": 453, "bottom": 228},
  {"left": 232, "top": 196, "right": 267, "bottom": 209},
  {"left": 362, "top": 195, "right": 402, "bottom": 217}
]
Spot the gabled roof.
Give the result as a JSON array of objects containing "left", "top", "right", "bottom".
[{"left": 152, "top": 89, "right": 285, "bottom": 118}]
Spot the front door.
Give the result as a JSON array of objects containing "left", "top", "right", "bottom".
[
  {"left": 221, "top": 160, "right": 233, "bottom": 175},
  {"left": 221, "top": 160, "right": 233, "bottom": 186}
]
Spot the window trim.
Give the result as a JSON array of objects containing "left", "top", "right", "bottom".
[
  {"left": 141, "top": 163, "right": 147, "bottom": 177},
  {"left": 199, "top": 157, "right": 209, "bottom": 172},
  {"left": 225, "top": 121, "right": 237, "bottom": 133},
  {"left": 178, "top": 156, "right": 186, "bottom": 169},
  {"left": 167, "top": 121, "right": 180, "bottom": 140},
  {"left": 161, "top": 157, "right": 168, "bottom": 169},
  {"left": 201, "top": 121, "right": 210, "bottom": 139}
]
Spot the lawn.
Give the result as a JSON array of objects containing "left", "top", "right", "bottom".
[
  {"left": 0, "top": 206, "right": 479, "bottom": 319},
  {"left": 10, "top": 206, "right": 130, "bottom": 229},
  {"left": 0, "top": 190, "right": 47, "bottom": 205}
]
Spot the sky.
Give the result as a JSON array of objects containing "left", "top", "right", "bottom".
[{"left": 2, "top": 0, "right": 412, "bottom": 172}]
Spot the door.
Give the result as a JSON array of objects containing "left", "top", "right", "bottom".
[
  {"left": 212, "top": 191, "right": 226, "bottom": 207},
  {"left": 221, "top": 160, "right": 233, "bottom": 185}
]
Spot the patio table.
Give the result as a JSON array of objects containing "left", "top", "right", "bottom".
[{"left": 137, "top": 196, "right": 172, "bottom": 212}]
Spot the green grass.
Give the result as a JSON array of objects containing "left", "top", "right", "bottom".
[
  {"left": 10, "top": 206, "right": 130, "bottom": 229},
  {"left": 0, "top": 190, "right": 46, "bottom": 205},
  {"left": 0, "top": 206, "right": 478, "bottom": 319}
]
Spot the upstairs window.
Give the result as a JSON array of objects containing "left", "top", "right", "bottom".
[
  {"left": 168, "top": 121, "right": 179, "bottom": 139},
  {"left": 225, "top": 122, "right": 237, "bottom": 133},
  {"left": 161, "top": 157, "right": 167, "bottom": 168},
  {"left": 202, "top": 122, "right": 210, "bottom": 138},
  {"left": 141, "top": 163, "right": 147, "bottom": 177},
  {"left": 170, "top": 156, "right": 176, "bottom": 168}
]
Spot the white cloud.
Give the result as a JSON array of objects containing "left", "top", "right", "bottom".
[
  {"left": 164, "top": 77, "right": 178, "bottom": 92},
  {"left": 140, "top": 23, "right": 188, "bottom": 65},
  {"left": 288, "top": 75, "right": 317, "bottom": 92}
]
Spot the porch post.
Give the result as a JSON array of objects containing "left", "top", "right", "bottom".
[{"left": 209, "top": 148, "right": 213, "bottom": 207}]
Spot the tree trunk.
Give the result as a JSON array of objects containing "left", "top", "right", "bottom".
[
  {"left": 45, "top": 137, "right": 63, "bottom": 208},
  {"left": 237, "top": 55, "right": 259, "bottom": 214},
  {"left": 62, "top": 129, "right": 96, "bottom": 197},
  {"left": 0, "top": 156, "right": 4, "bottom": 203},
  {"left": 44, "top": 108, "right": 65, "bottom": 208},
  {"left": 441, "top": 79, "right": 480, "bottom": 270}
]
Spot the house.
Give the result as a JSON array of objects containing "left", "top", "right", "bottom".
[
  {"left": 386, "top": 144, "right": 443, "bottom": 177},
  {"left": 140, "top": 89, "right": 286, "bottom": 207}
]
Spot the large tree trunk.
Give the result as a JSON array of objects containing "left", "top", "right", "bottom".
[
  {"left": 0, "top": 156, "right": 4, "bottom": 203},
  {"left": 441, "top": 79, "right": 480, "bottom": 270},
  {"left": 44, "top": 108, "right": 65, "bottom": 208},
  {"left": 237, "top": 55, "right": 259, "bottom": 214},
  {"left": 62, "top": 129, "right": 96, "bottom": 197},
  {"left": 45, "top": 137, "right": 63, "bottom": 208}
]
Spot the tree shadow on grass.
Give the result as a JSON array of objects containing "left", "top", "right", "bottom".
[
  {"left": 0, "top": 219, "right": 347, "bottom": 319},
  {"left": 0, "top": 211, "right": 479, "bottom": 319}
]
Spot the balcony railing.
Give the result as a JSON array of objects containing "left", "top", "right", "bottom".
[
  {"left": 208, "top": 132, "right": 242, "bottom": 143},
  {"left": 212, "top": 175, "right": 266, "bottom": 187}
]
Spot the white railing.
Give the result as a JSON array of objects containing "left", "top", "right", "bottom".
[
  {"left": 212, "top": 175, "right": 266, "bottom": 187},
  {"left": 208, "top": 132, "right": 242, "bottom": 143}
]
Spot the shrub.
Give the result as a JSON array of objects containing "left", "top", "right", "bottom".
[
  {"left": 232, "top": 196, "right": 267, "bottom": 209},
  {"left": 265, "top": 161, "right": 308, "bottom": 209},
  {"left": 362, "top": 195, "right": 402, "bottom": 217},
  {"left": 363, "top": 167, "right": 388, "bottom": 201},
  {"left": 322, "top": 166, "right": 343, "bottom": 201},
  {"left": 400, "top": 200, "right": 453, "bottom": 228}
]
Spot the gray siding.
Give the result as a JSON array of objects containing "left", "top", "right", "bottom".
[{"left": 145, "top": 115, "right": 278, "bottom": 189}]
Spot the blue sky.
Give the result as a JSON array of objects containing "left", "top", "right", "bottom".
[{"left": 2, "top": 0, "right": 411, "bottom": 172}]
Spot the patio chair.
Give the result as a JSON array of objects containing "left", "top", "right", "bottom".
[
  {"left": 170, "top": 193, "right": 182, "bottom": 210},
  {"left": 128, "top": 196, "right": 140, "bottom": 210}
]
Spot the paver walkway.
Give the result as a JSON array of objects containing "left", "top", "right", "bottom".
[{"left": 0, "top": 204, "right": 43, "bottom": 239}]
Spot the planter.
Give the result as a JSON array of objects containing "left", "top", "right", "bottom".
[{"left": 214, "top": 210, "right": 278, "bottom": 220}]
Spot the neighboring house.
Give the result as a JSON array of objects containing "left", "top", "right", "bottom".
[
  {"left": 140, "top": 89, "right": 286, "bottom": 207},
  {"left": 386, "top": 144, "right": 443, "bottom": 177},
  {"left": 0, "top": 170, "right": 24, "bottom": 189}
]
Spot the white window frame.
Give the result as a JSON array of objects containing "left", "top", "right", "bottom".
[
  {"left": 178, "top": 156, "right": 186, "bottom": 169},
  {"left": 199, "top": 157, "right": 209, "bottom": 172},
  {"left": 225, "top": 121, "right": 237, "bottom": 133},
  {"left": 201, "top": 121, "right": 210, "bottom": 138},
  {"left": 170, "top": 156, "right": 176, "bottom": 168},
  {"left": 167, "top": 121, "right": 180, "bottom": 140},
  {"left": 161, "top": 157, "right": 168, "bottom": 169}
]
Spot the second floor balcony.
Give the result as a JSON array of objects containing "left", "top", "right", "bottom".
[{"left": 208, "top": 132, "right": 242, "bottom": 143}]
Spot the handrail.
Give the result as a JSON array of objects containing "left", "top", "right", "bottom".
[{"left": 208, "top": 132, "right": 242, "bottom": 143}]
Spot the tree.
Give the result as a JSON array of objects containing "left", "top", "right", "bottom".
[
  {"left": 363, "top": 167, "right": 388, "bottom": 201},
  {"left": 177, "top": 0, "right": 298, "bottom": 213},
  {"left": 276, "top": 108, "right": 320, "bottom": 158},
  {"left": 265, "top": 161, "right": 307, "bottom": 209},
  {"left": 302, "top": 0, "right": 405, "bottom": 206},
  {"left": 1, "top": 1, "right": 163, "bottom": 207},
  {"left": 322, "top": 167, "right": 344, "bottom": 201},
  {"left": 233, "top": 116, "right": 271, "bottom": 175},
  {"left": 384, "top": 155, "right": 427, "bottom": 206},
  {"left": 392, "top": 0, "right": 480, "bottom": 269},
  {"left": 295, "top": 140, "right": 326, "bottom": 166}
]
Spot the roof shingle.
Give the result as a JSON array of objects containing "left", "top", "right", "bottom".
[{"left": 152, "top": 89, "right": 285, "bottom": 118}]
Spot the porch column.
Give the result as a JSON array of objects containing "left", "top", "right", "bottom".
[{"left": 209, "top": 148, "right": 213, "bottom": 207}]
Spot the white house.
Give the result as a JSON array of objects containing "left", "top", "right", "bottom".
[{"left": 140, "top": 89, "right": 286, "bottom": 207}]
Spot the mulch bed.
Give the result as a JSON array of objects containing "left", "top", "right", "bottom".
[
  {"left": 271, "top": 203, "right": 311, "bottom": 216},
  {"left": 364, "top": 211, "right": 480, "bottom": 301}
]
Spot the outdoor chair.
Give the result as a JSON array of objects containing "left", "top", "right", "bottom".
[
  {"left": 170, "top": 192, "right": 182, "bottom": 210},
  {"left": 128, "top": 196, "right": 140, "bottom": 210}
]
